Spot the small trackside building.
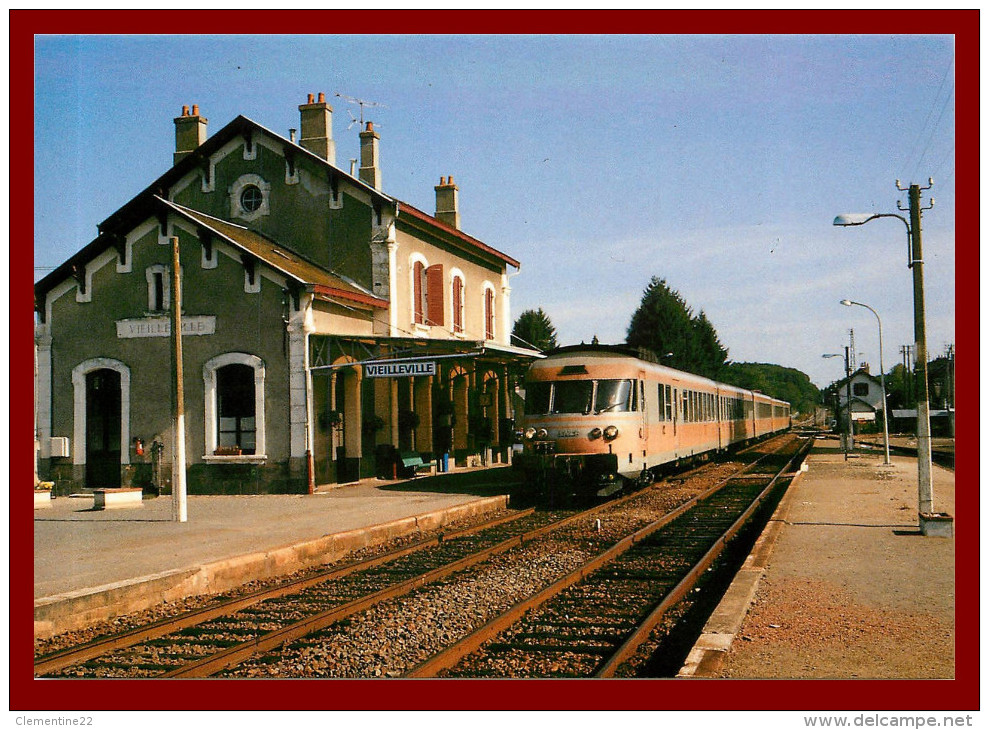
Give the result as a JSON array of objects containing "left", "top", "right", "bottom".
[{"left": 35, "top": 96, "right": 540, "bottom": 495}]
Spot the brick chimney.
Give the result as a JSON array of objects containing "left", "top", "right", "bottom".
[
  {"left": 173, "top": 104, "right": 207, "bottom": 165},
  {"left": 298, "top": 92, "right": 336, "bottom": 165},
  {"left": 434, "top": 176, "right": 460, "bottom": 229},
  {"left": 359, "top": 121, "right": 381, "bottom": 190}
]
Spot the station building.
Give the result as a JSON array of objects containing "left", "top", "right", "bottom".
[
  {"left": 834, "top": 367, "right": 887, "bottom": 427},
  {"left": 34, "top": 95, "right": 540, "bottom": 495}
]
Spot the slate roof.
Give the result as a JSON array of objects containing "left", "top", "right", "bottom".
[
  {"left": 36, "top": 113, "right": 519, "bottom": 310},
  {"left": 162, "top": 200, "right": 388, "bottom": 309}
]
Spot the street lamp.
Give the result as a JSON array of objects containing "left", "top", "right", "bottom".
[
  {"left": 822, "top": 352, "right": 852, "bottom": 459},
  {"left": 833, "top": 179, "right": 939, "bottom": 531},
  {"left": 841, "top": 299, "right": 891, "bottom": 465}
]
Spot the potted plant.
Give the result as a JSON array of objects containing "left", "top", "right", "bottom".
[
  {"left": 319, "top": 409, "right": 343, "bottom": 430},
  {"left": 362, "top": 414, "right": 386, "bottom": 438},
  {"left": 398, "top": 410, "right": 420, "bottom": 435}
]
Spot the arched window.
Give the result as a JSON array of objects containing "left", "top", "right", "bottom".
[{"left": 204, "top": 353, "right": 266, "bottom": 459}]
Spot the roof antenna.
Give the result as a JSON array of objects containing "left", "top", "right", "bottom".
[{"left": 335, "top": 92, "right": 386, "bottom": 129}]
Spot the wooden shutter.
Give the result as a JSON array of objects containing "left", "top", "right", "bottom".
[
  {"left": 426, "top": 264, "right": 444, "bottom": 326},
  {"left": 413, "top": 261, "right": 425, "bottom": 324},
  {"left": 452, "top": 277, "right": 464, "bottom": 333},
  {"left": 485, "top": 288, "right": 495, "bottom": 340}
]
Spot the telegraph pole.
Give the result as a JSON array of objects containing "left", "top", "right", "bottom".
[
  {"left": 900, "top": 181, "right": 935, "bottom": 516},
  {"left": 171, "top": 236, "right": 188, "bottom": 522},
  {"left": 844, "top": 345, "right": 853, "bottom": 459}
]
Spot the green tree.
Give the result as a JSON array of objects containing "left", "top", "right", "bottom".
[
  {"left": 511, "top": 308, "right": 559, "bottom": 351},
  {"left": 722, "top": 362, "right": 820, "bottom": 416},
  {"left": 626, "top": 277, "right": 696, "bottom": 373},
  {"left": 692, "top": 310, "right": 730, "bottom": 380},
  {"left": 883, "top": 363, "right": 911, "bottom": 410}
]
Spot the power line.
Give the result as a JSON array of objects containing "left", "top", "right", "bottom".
[{"left": 907, "top": 55, "right": 954, "bottom": 181}]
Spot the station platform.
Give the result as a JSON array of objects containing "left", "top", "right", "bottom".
[
  {"left": 679, "top": 436, "right": 956, "bottom": 679},
  {"left": 33, "top": 466, "right": 519, "bottom": 639}
]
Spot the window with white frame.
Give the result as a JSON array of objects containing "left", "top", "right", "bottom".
[
  {"left": 204, "top": 353, "right": 266, "bottom": 458},
  {"left": 146, "top": 265, "right": 171, "bottom": 313},
  {"left": 229, "top": 174, "right": 271, "bottom": 222}
]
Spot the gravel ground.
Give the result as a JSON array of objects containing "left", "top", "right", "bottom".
[
  {"left": 218, "top": 469, "right": 741, "bottom": 678},
  {"left": 721, "top": 576, "right": 954, "bottom": 679},
  {"left": 34, "top": 508, "right": 517, "bottom": 658},
  {"left": 36, "top": 455, "right": 761, "bottom": 678}
]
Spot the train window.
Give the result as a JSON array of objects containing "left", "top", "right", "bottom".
[
  {"left": 526, "top": 382, "right": 552, "bottom": 415},
  {"left": 595, "top": 379, "right": 633, "bottom": 414},
  {"left": 657, "top": 385, "right": 666, "bottom": 421},
  {"left": 665, "top": 385, "right": 673, "bottom": 422},
  {"left": 553, "top": 380, "right": 593, "bottom": 414}
]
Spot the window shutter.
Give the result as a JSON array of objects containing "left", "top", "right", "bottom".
[
  {"left": 413, "top": 261, "right": 425, "bottom": 324},
  {"left": 452, "top": 277, "right": 464, "bottom": 333},
  {"left": 426, "top": 264, "right": 445, "bottom": 326},
  {"left": 485, "top": 288, "right": 495, "bottom": 340}
]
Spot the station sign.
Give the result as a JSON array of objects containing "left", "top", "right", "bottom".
[
  {"left": 116, "top": 315, "right": 216, "bottom": 338},
  {"left": 365, "top": 360, "right": 437, "bottom": 378}
]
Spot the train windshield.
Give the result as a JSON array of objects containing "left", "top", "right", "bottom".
[
  {"left": 552, "top": 381, "right": 594, "bottom": 414},
  {"left": 526, "top": 382, "right": 552, "bottom": 415},
  {"left": 595, "top": 379, "right": 633, "bottom": 413},
  {"left": 525, "top": 379, "right": 635, "bottom": 415}
]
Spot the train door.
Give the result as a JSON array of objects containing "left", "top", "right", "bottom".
[
  {"left": 638, "top": 372, "right": 648, "bottom": 452},
  {"left": 85, "top": 368, "right": 122, "bottom": 488},
  {"left": 716, "top": 388, "right": 723, "bottom": 451},
  {"left": 671, "top": 387, "right": 678, "bottom": 437}
]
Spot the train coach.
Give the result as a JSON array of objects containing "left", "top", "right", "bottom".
[{"left": 515, "top": 344, "right": 791, "bottom": 498}]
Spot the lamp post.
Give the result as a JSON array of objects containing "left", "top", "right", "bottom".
[
  {"left": 822, "top": 352, "right": 850, "bottom": 459},
  {"left": 841, "top": 299, "right": 891, "bottom": 465},
  {"left": 833, "top": 179, "right": 937, "bottom": 526}
]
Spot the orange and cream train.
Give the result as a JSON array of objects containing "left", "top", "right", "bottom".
[{"left": 517, "top": 345, "right": 791, "bottom": 497}]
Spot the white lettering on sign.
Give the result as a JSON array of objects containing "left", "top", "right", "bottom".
[
  {"left": 116, "top": 316, "right": 216, "bottom": 339},
  {"left": 365, "top": 361, "right": 437, "bottom": 378}
]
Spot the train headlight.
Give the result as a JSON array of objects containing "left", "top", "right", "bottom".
[
  {"left": 524, "top": 428, "right": 536, "bottom": 441},
  {"left": 603, "top": 425, "right": 619, "bottom": 441},
  {"left": 588, "top": 427, "right": 602, "bottom": 440},
  {"left": 536, "top": 428, "right": 549, "bottom": 439}
]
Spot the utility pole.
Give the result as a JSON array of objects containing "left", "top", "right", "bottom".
[
  {"left": 900, "top": 180, "right": 935, "bottom": 516},
  {"left": 171, "top": 236, "right": 188, "bottom": 523},
  {"left": 844, "top": 345, "right": 853, "bottom": 459}
]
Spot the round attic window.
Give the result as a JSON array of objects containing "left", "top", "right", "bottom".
[{"left": 240, "top": 184, "right": 264, "bottom": 213}]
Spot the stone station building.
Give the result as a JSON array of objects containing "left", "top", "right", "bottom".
[{"left": 35, "top": 95, "right": 539, "bottom": 494}]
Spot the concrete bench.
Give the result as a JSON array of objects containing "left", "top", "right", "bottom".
[{"left": 93, "top": 488, "right": 144, "bottom": 510}]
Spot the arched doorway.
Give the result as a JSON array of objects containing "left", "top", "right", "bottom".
[
  {"left": 85, "top": 369, "right": 122, "bottom": 488},
  {"left": 72, "top": 358, "right": 130, "bottom": 490}
]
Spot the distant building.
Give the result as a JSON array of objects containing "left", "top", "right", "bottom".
[
  {"left": 35, "top": 96, "right": 540, "bottom": 494},
  {"left": 833, "top": 367, "right": 886, "bottom": 427}
]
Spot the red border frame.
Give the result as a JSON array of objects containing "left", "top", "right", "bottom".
[{"left": 12, "top": 9, "right": 978, "bottom": 711}]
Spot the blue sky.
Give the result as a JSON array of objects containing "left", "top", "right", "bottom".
[{"left": 33, "top": 33, "right": 957, "bottom": 388}]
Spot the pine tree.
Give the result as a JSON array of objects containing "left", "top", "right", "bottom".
[
  {"left": 626, "top": 277, "right": 695, "bottom": 372},
  {"left": 692, "top": 310, "right": 730, "bottom": 379},
  {"left": 511, "top": 308, "right": 559, "bottom": 352}
]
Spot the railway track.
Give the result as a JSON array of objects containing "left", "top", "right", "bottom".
[
  {"left": 408, "top": 435, "right": 809, "bottom": 678},
  {"left": 36, "top": 435, "right": 801, "bottom": 679}
]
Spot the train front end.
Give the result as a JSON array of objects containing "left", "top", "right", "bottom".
[{"left": 516, "top": 350, "right": 644, "bottom": 499}]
